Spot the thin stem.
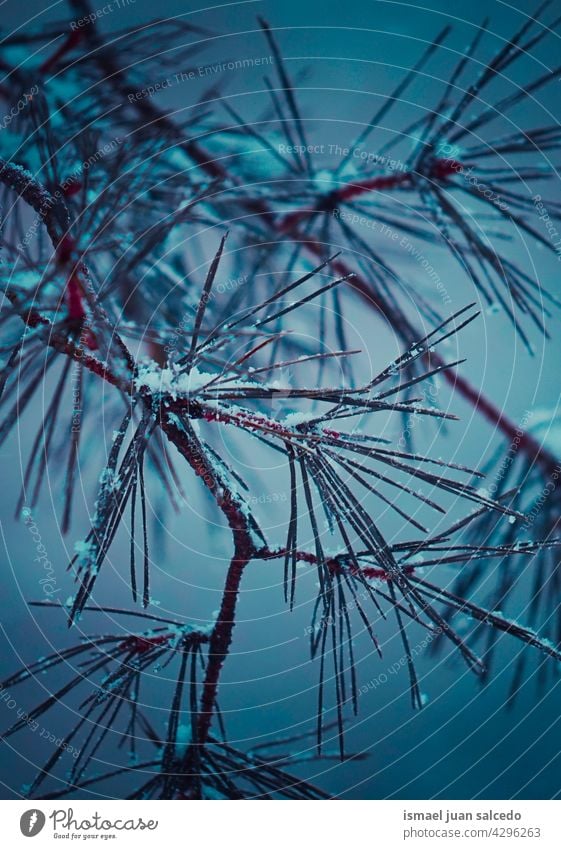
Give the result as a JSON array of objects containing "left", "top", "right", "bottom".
[{"left": 197, "top": 544, "right": 250, "bottom": 744}]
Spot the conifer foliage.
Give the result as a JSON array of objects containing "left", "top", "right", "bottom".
[{"left": 1, "top": 1, "right": 561, "bottom": 798}]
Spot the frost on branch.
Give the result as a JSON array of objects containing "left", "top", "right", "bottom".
[{"left": 1, "top": 0, "right": 561, "bottom": 800}]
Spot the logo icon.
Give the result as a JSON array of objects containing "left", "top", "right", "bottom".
[{"left": 20, "top": 810, "right": 46, "bottom": 837}]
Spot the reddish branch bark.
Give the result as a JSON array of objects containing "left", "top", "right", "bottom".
[
  {"left": 305, "top": 246, "right": 558, "bottom": 478},
  {"left": 195, "top": 537, "right": 405, "bottom": 745},
  {"left": 3, "top": 22, "right": 559, "bottom": 752},
  {"left": 0, "top": 157, "right": 271, "bottom": 747},
  {"left": 197, "top": 545, "right": 250, "bottom": 744},
  {"left": 169, "top": 141, "right": 559, "bottom": 478},
  {"left": 2, "top": 140, "right": 558, "bottom": 747},
  {"left": 39, "top": 29, "right": 84, "bottom": 74},
  {"left": 60, "top": 3, "right": 559, "bottom": 481}
]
